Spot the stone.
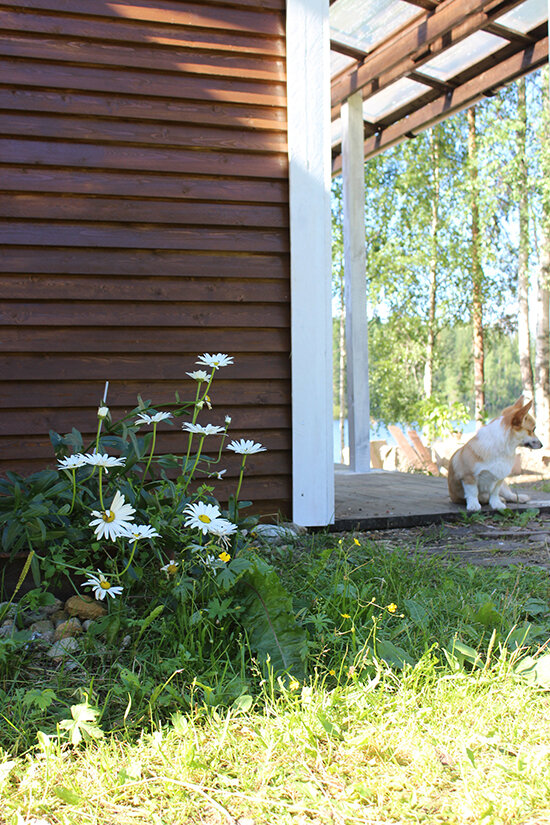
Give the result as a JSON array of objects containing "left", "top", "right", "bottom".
[
  {"left": 29, "top": 619, "right": 55, "bottom": 644},
  {"left": 54, "top": 617, "right": 82, "bottom": 641},
  {"left": 0, "top": 622, "right": 15, "bottom": 638},
  {"left": 47, "top": 637, "right": 80, "bottom": 659},
  {"left": 41, "top": 597, "right": 64, "bottom": 616},
  {"left": 65, "top": 595, "right": 107, "bottom": 621},
  {"left": 252, "top": 523, "right": 305, "bottom": 545},
  {"left": 50, "top": 609, "right": 69, "bottom": 626}
]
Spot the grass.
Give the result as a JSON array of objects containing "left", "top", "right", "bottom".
[{"left": 2, "top": 522, "right": 550, "bottom": 824}]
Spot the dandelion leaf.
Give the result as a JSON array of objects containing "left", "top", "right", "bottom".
[{"left": 238, "top": 556, "right": 307, "bottom": 681}]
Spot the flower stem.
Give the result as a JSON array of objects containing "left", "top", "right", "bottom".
[
  {"left": 119, "top": 539, "right": 139, "bottom": 577},
  {"left": 183, "top": 435, "right": 206, "bottom": 493},
  {"left": 98, "top": 467, "right": 105, "bottom": 510},
  {"left": 69, "top": 468, "right": 77, "bottom": 514},
  {"left": 234, "top": 455, "right": 247, "bottom": 513},
  {"left": 135, "top": 423, "right": 157, "bottom": 507}
]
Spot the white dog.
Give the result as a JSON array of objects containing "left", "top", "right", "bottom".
[{"left": 447, "top": 397, "right": 542, "bottom": 511}]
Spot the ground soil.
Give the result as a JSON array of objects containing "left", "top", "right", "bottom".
[{"left": 356, "top": 508, "right": 550, "bottom": 569}]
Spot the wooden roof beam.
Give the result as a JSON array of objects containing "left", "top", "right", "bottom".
[
  {"left": 332, "top": 35, "right": 548, "bottom": 172},
  {"left": 330, "top": 38, "right": 368, "bottom": 62},
  {"left": 331, "top": 0, "right": 527, "bottom": 117}
]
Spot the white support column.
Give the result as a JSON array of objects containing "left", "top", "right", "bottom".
[
  {"left": 342, "top": 92, "right": 370, "bottom": 472},
  {"left": 286, "top": 0, "right": 334, "bottom": 526}
]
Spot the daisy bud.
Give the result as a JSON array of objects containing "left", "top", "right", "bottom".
[{"left": 97, "top": 406, "right": 109, "bottom": 419}]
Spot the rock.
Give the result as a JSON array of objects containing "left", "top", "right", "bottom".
[
  {"left": 0, "top": 602, "right": 17, "bottom": 621},
  {"left": 47, "top": 637, "right": 80, "bottom": 659},
  {"left": 41, "top": 597, "right": 64, "bottom": 616},
  {"left": 50, "top": 609, "right": 69, "bottom": 626},
  {"left": 0, "top": 622, "right": 15, "bottom": 638},
  {"left": 65, "top": 595, "right": 107, "bottom": 621},
  {"left": 29, "top": 619, "right": 55, "bottom": 644},
  {"left": 252, "top": 523, "right": 305, "bottom": 545},
  {"left": 54, "top": 617, "right": 82, "bottom": 641}
]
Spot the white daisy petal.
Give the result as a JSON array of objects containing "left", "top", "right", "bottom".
[
  {"left": 183, "top": 502, "right": 224, "bottom": 535},
  {"left": 57, "top": 454, "right": 87, "bottom": 470},
  {"left": 83, "top": 453, "right": 126, "bottom": 473},
  {"left": 82, "top": 570, "right": 123, "bottom": 601},
  {"left": 186, "top": 370, "right": 210, "bottom": 382},
  {"left": 89, "top": 490, "right": 135, "bottom": 541},
  {"left": 181, "top": 422, "right": 225, "bottom": 436},
  {"left": 226, "top": 439, "right": 266, "bottom": 455},
  {"left": 196, "top": 353, "right": 234, "bottom": 370},
  {"left": 135, "top": 411, "right": 173, "bottom": 427}
]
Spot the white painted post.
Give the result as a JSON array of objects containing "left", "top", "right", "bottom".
[
  {"left": 341, "top": 92, "right": 370, "bottom": 472},
  {"left": 286, "top": 0, "right": 334, "bottom": 526}
]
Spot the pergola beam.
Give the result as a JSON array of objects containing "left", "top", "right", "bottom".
[
  {"left": 331, "top": 0, "right": 527, "bottom": 118},
  {"left": 332, "top": 35, "right": 548, "bottom": 172}
]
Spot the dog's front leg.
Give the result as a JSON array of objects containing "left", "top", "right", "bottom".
[
  {"left": 462, "top": 482, "right": 481, "bottom": 511},
  {"left": 488, "top": 481, "right": 507, "bottom": 510}
]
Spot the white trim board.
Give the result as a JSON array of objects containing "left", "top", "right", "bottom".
[{"left": 286, "top": 0, "right": 334, "bottom": 526}]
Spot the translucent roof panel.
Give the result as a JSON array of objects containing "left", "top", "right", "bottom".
[
  {"left": 330, "top": 50, "right": 356, "bottom": 77},
  {"left": 330, "top": 0, "right": 420, "bottom": 55},
  {"left": 362, "top": 76, "right": 427, "bottom": 122},
  {"left": 497, "top": 0, "right": 547, "bottom": 33},
  {"left": 420, "top": 30, "right": 506, "bottom": 82}
]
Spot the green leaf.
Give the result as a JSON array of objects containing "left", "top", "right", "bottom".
[
  {"left": 375, "top": 638, "right": 414, "bottom": 669},
  {"left": 238, "top": 554, "right": 308, "bottom": 680},
  {"left": 515, "top": 652, "right": 550, "bottom": 688},
  {"left": 53, "top": 786, "right": 85, "bottom": 805}
]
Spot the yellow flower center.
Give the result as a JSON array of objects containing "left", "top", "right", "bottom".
[
  {"left": 102, "top": 510, "right": 115, "bottom": 523},
  {"left": 99, "top": 580, "right": 111, "bottom": 590},
  {"left": 199, "top": 514, "right": 211, "bottom": 524}
]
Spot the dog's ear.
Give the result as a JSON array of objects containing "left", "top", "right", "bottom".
[{"left": 511, "top": 398, "right": 533, "bottom": 427}]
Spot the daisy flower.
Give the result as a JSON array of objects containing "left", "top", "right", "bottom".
[
  {"left": 122, "top": 524, "right": 160, "bottom": 541},
  {"left": 186, "top": 370, "right": 210, "bottom": 382},
  {"left": 160, "top": 560, "right": 179, "bottom": 576},
  {"left": 227, "top": 439, "right": 266, "bottom": 455},
  {"left": 134, "top": 411, "right": 173, "bottom": 427},
  {"left": 89, "top": 490, "right": 135, "bottom": 541},
  {"left": 183, "top": 501, "right": 223, "bottom": 535},
  {"left": 57, "top": 454, "right": 87, "bottom": 470},
  {"left": 208, "top": 519, "right": 237, "bottom": 547},
  {"left": 181, "top": 422, "right": 225, "bottom": 436},
  {"left": 83, "top": 453, "right": 126, "bottom": 473},
  {"left": 196, "top": 353, "right": 234, "bottom": 370},
  {"left": 82, "top": 570, "right": 123, "bottom": 601}
]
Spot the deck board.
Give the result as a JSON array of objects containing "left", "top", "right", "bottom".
[{"left": 334, "top": 468, "right": 550, "bottom": 530}]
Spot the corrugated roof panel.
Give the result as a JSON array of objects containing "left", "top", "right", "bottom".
[
  {"left": 497, "top": 0, "right": 547, "bottom": 33},
  {"left": 362, "top": 76, "right": 427, "bottom": 122}
]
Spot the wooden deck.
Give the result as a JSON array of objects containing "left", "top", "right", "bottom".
[{"left": 334, "top": 467, "right": 550, "bottom": 530}]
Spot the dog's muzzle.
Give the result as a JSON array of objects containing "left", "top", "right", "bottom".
[{"left": 524, "top": 436, "right": 543, "bottom": 449}]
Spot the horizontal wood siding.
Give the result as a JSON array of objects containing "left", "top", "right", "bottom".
[{"left": 0, "top": 0, "right": 291, "bottom": 516}]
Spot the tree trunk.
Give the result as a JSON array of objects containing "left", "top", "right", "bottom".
[
  {"left": 423, "top": 128, "right": 439, "bottom": 399},
  {"left": 517, "top": 78, "right": 534, "bottom": 398},
  {"left": 468, "top": 106, "right": 485, "bottom": 423}
]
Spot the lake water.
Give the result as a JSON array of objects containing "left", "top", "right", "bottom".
[{"left": 333, "top": 418, "right": 477, "bottom": 462}]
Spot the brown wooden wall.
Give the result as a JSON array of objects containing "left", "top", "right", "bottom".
[{"left": 0, "top": 0, "right": 291, "bottom": 517}]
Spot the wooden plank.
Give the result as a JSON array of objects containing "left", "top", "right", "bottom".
[
  {"left": 0, "top": 59, "right": 286, "bottom": 106},
  {"left": 0, "top": 249, "right": 289, "bottom": 277},
  {"left": 0, "top": 88, "right": 287, "bottom": 130},
  {"left": 0, "top": 113, "right": 287, "bottom": 153},
  {"left": 0, "top": 167, "right": 288, "bottom": 204},
  {"left": 0, "top": 275, "right": 290, "bottom": 303},
  {"left": 0, "top": 301, "right": 290, "bottom": 327},
  {"left": 0, "top": 406, "right": 291, "bottom": 435},
  {"left": 0, "top": 196, "right": 289, "bottom": 229},
  {"left": 0, "top": 353, "right": 291, "bottom": 381},
  {"left": 407, "top": 430, "right": 440, "bottom": 475},
  {"left": 0, "top": 8, "right": 285, "bottom": 54},
  {"left": 0, "top": 34, "right": 286, "bottom": 81},
  {"left": 1, "top": 1, "right": 285, "bottom": 36},
  {"left": 0, "top": 139, "right": 288, "bottom": 180},
  {"left": 0, "top": 223, "right": 290, "bottom": 254},
  {"left": 0, "top": 327, "right": 291, "bottom": 353},
  {"left": 387, "top": 425, "right": 424, "bottom": 470},
  {"left": 0, "top": 380, "right": 291, "bottom": 409}
]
